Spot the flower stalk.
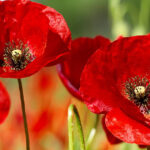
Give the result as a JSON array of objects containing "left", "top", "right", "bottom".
[
  {"left": 18, "top": 79, "right": 30, "bottom": 150},
  {"left": 68, "top": 104, "right": 86, "bottom": 150},
  {"left": 147, "top": 146, "right": 150, "bottom": 150}
]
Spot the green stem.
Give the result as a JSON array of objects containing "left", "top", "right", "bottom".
[
  {"left": 86, "top": 115, "right": 99, "bottom": 150},
  {"left": 18, "top": 79, "right": 30, "bottom": 150},
  {"left": 68, "top": 104, "right": 86, "bottom": 150}
]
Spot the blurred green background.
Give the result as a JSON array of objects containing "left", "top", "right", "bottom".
[{"left": 34, "top": 0, "right": 150, "bottom": 40}]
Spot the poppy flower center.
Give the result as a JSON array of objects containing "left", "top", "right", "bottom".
[
  {"left": 125, "top": 76, "right": 150, "bottom": 114},
  {"left": 2, "top": 40, "right": 35, "bottom": 71},
  {"left": 11, "top": 49, "right": 22, "bottom": 63},
  {"left": 134, "top": 86, "right": 146, "bottom": 99}
]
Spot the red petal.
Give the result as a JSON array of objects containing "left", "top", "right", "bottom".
[
  {"left": 105, "top": 108, "right": 150, "bottom": 145},
  {"left": 107, "top": 35, "right": 150, "bottom": 90},
  {"left": 19, "top": 1, "right": 71, "bottom": 59},
  {"left": 80, "top": 49, "right": 120, "bottom": 113},
  {"left": 58, "top": 36, "right": 110, "bottom": 100},
  {"left": 102, "top": 116, "right": 122, "bottom": 144},
  {"left": 0, "top": 81, "right": 10, "bottom": 123}
]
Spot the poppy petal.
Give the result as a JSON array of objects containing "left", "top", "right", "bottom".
[
  {"left": 58, "top": 36, "right": 110, "bottom": 100},
  {"left": 102, "top": 115, "right": 122, "bottom": 144},
  {"left": 105, "top": 108, "right": 150, "bottom": 145},
  {"left": 80, "top": 49, "right": 120, "bottom": 113}
]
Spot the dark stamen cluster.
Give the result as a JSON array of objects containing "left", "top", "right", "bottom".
[
  {"left": 2, "top": 40, "right": 35, "bottom": 71},
  {"left": 125, "top": 76, "right": 150, "bottom": 114}
]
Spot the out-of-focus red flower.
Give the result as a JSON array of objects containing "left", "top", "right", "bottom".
[
  {"left": 0, "top": 0, "right": 71, "bottom": 78},
  {"left": 80, "top": 35, "right": 150, "bottom": 145},
  {"left": 30, "top": 69, "right": 54, "bottom": 94},
  {"left": 0, "top": 81, "right": 10, "bottom": 123},
  {"left": 58, "top": 36, "right": 110, "bottom": 100},
  {"left": 12, "top": 103, "right": 69, "bottom": 150}
]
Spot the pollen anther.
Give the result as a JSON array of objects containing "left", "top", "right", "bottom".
[
  {"left": 11, "top": 49, "right": 22, "bottom": 64},
  {"left": 134, "top": 86, "right": 146, "bottom": 99}
]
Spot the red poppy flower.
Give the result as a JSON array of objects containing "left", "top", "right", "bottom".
[
  {"left": 0, "top": 81, "right": 10, "bottom": 123},
  {"left": 0, "top": 0, "right": 71, "bottom": 78},
  {"left": 57, "top": 36, "right": 110, "bottom": 100},
  {"left": 80, "top": 35, "right": 150, "bottom": 145}
]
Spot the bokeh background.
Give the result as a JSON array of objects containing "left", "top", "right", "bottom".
[{"left": 0, "top": 0, "right": 150, "bottom": 150}]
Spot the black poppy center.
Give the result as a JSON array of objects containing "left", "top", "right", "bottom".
[
  {"left": 2, "top": 40, "right": 35, "bottom": 71},
  {"left": 125, "top": 76, "right": 150, "bottom": 114}
]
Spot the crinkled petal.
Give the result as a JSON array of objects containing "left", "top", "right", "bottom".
[
  {"left": 17, "top": 2, "right": 71, "bottom": 57},
  {"left": 102, "top": 115, "right": 122, "bottom": 144},
  {"left": 105, "top": 108, "right": 150, "bottom": 145},
  {"left": 107, "top": 35, "right": 150, "bottom": 92},
  {"left": 80, "top": 49, "right": 121, "bottom": 113},
  {"left": 58, "top": 36, "right": 110, "bottom": 100},
  {"left": 0, "top": 0, "right": 30, "bottom": 56}
]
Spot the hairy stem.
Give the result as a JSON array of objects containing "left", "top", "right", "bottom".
[{"left": 18, "top": 79, "right": 30, "bottom": 150}]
